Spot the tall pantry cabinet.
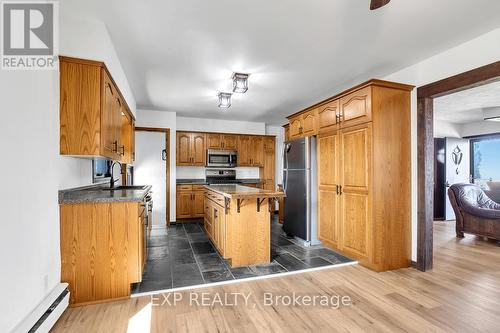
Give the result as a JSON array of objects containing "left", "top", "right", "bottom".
[{"left": 294, "top": 80, "right": 414, "bottom": 272}]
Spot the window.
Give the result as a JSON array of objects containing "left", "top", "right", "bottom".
[{"left": 470, "top": 135, "right": 500, "bottom": 188}]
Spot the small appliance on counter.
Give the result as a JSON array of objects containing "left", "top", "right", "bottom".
[
  {"left": 206, "top": 149, "right": 238, "bottom": 168},
  {"left": 282, "top": 136, "right": 320, "bottom": 246}
]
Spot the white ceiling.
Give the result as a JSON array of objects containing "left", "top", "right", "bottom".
[
  {"left": 61, "top": 0, "right": 500, "bottom": 125},
  {"left": 434, "top": 80, "right": 500, "bottom": 124}
]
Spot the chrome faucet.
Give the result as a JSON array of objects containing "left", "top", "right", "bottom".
[{"left": 110, "top": 161, "right": 122, "bottom": 189}]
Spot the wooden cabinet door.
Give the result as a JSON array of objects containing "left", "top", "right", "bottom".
[
  {"left": 289, "top": 117, "right": 303, "bottom": 139},
  {"left": 301, "top": 110, "right": 317, "bottom": 136},
  {"left": 284, "top": 125, "right": 290, "bottom": 142},
  {"left": 176, "top": 192, "right": 193, "bottom": 219},
  {"left": 207, "top": 133, "right": 222, "bottom": 149},
  {"left": 191, "top": 133, "right": 206, "bottom": 166},
  {"left": 340, "top": 86, "right": 372, "bottom": 129},
  {"left": 213, "top": 206, "right": 220, "bottom": 250},
  {"left": 138, "top": 213, "right": 144, "bottom": 277},
  {"left": 251, "top": 136, "right": 263, "bottom": 166},
  {"left": 317, "top": 132, "right": 340, "bottom": 248},
  {"left": 193, "top": 191, "right": 205, "bottom": 217},
  {"left": 262, "top": 137, "right": 275, "bottom": 189},
  {"left": 177, "top": 132, "right": 192, "bottom": 166},
  {"left": 238, "top": 136, "right": 252, "bottom": 166},
  {"left": 120, "top": 114, "right": 133, "bottom": 164},
  {"left": 222, "top": 134, "right": 238, "bottom": 150},
  {"left": 339, "top": 124, "right": 372, "bottom": 260},
  {"left": 101, "top": 73, "right": 117, "bottom": 158},
  {"left": 113, "top": 96, "right": 123, "bottom": 160},
  {"left": 318, "top": 100, "right": 340, "bottom": 134}
]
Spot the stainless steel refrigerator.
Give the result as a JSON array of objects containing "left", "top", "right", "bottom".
[{"left": 282, "top": 136, "right": 320, "bottom": 246}]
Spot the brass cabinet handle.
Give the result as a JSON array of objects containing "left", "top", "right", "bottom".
[
  {"left": 112, "top": 141, "right": 118, "bottom": 153},
  {"left": 339, "top": 185, "right": 343, "bottom": 195},
  {"left": 120, "top": 145, "right": 125, "bottom": 156}
]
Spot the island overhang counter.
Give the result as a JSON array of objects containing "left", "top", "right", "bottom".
[{"left": 203, "top": 184, "right": 286, "bottom": 267}]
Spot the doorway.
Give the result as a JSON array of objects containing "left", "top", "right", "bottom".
[
  {"left": 135, "top": 127, "right": 171, "bottom": 227},
  {"left": 417, "top": 61, "right": 500, "bottom": 271}
]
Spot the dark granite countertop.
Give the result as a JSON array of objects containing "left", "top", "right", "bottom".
[
  {"left": 59, "top": 185, "right": 152, "bottom": 204},
  {"left": 176, "top": 178, "right": 263, "bottom": 185},
  {"left": 204, "top": 184, "right": 285, "bottom": 199}
]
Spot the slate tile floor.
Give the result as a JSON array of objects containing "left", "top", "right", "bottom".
[{"left": 131, "top": 217, "right": 354, "bottom": 294}]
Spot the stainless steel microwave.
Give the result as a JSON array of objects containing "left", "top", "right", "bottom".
[{"left": 206, "top": 149, "right": 238, "bottom": 168}]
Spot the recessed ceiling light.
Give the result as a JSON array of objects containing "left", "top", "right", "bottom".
[
  {"left": 218, "top": 92, "right": 232, "bottom": 109},
  {"left": 232, "top": 73, "right": 249, "bottom": 93}
]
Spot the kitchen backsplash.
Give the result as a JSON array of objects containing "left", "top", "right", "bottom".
[{"left": 176, "top": 167, "right": 260, "bottom": 179}]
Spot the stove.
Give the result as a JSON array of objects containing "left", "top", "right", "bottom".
[{"left": 205, "top": 169, "right": 242, "bottom": 185}]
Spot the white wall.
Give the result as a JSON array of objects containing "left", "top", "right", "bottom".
[
  {"left": 434, "top": 120, "right": 462, "bottom": 138},
  {"left": 461, "top": 120, "right": 500, "bottom": 137},
  {"left": 0, "top": 16, "right": 135, "bottom": 333},
  {"left": 383, "top": 27, "right": 500, "bottom": 261},
  {"left": 177, "top": 117, "right": 265, "bottom": 134}
]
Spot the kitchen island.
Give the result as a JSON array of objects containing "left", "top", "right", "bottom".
[{"left": 203, "top": 184, "right": 285, "bottom": 267}]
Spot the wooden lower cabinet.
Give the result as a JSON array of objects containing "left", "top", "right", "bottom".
[
  {"left": 176, "top": 185, "right": 205, "bottom": 220},
  {"left": 315, "top": 81, "right": 412, "bottom": 272},
  {"left": 204, "top": 192, "right": 227, "bottom": 258},
  {"left": 60, "top": 201, "right": 146, "bottom": 306}
]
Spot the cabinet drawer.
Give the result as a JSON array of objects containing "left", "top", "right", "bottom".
[
  {"left": 193, "top": 184, "right": 206, "bottom": 191},
  {"left": 177, "top": 184, "right": 193, "bottom": 192}
]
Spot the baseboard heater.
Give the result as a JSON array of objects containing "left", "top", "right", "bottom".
[{"left": 12, "top": 283, "right": 69, "bottom": 333}]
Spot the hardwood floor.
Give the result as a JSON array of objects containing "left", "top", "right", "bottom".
[{"left": 52, "top": 221, "right": 500, "bottom": 332}]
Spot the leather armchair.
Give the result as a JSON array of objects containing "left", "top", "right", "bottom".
[{"left": 448, "top": 183, "right": 500, "bottom": 240}]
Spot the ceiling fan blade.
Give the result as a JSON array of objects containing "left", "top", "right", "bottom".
[{"left": 370, "top": 0, "right": 391, "bottom": 10}]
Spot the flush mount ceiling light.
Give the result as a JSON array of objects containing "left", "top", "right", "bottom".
[
  {"left": 218, "top": 92, "right": 232, "bottom": 109},
  {"left": 232, "top": 73, "right": 249, "bottom": 93}
]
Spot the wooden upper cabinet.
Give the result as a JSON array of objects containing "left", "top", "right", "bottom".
[
  {"left": 176, "top": 132, "right": 206, "bottom": 166},
  {"left": 318, "top": 100, "right": 340, "bottom": 134},
  {"left": 101, "top": 73, "right": 117, "bottom": 158},
  {"left": 176, "top": 132, "right": 192, "bottom": 166},
  {"left": 289, "top": 116, "right": 303, "bottom": 139},
  {"left": 284, "top": 124, "right": 290, "bottom": 142},
  {"left": 59, "top": 56, "right": 134, "bottom": 160},
  {"left": 339, "top": 86, "right": 372, "bottom": 128},
  {"left": 251, "top": 136, "right": 264, "bottom": 166},
  {"left": 121, "top": 114, "right": 135, "bottom": 164},
  {"left": 301, "top": 109, "right": 317, "bottom": 136},
  {"left": 222, "top": 134, "right": 238, "bottom": 150},
  {"left": 192, "top": 133, "right": 206, "bottom": 166},
  {"left": 237, "top": 135, "right": 252, "bottom": 166},
  {"left": 288, "top": 109, "right": 317, "bottom": 139},
  {"left": 207, "top": 133, "right": 238, "bottom": 150},
  {"left": 207, "top": 133, "right": 222, "bottom": 149}
]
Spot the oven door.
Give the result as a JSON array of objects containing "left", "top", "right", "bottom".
[{"left": 207, "top": 150, "right": 236, "bottom": 167}]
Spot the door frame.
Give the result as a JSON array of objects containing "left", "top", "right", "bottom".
[
  {"left": 135, "top": 127, "right": 171, "bottom": 227},
  {"left": 416, "top": 61, "right": 500, "bottom": 271}
]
